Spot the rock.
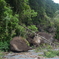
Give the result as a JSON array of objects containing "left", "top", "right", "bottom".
[
  {"left": 34, "top": 56, "right": 45, "bottom": 59},
  {"left": 38, "top": 32, "right": 54, "bottom": 44},
  {"left": 33, "top": 35, "right": 41, "bottom": 47},
  {"left": 38, "top": 56, "right": 45, "bottom": 59},
  {"left": 27, "top": 32, "right": 54, "bottom": 46},
  {"left": 35, "top": 58, "right": 38, "bottom": 59},
  {"left": 10, "top": 36, "right": 30, "bottom": 52},
  {"left": 27, "top": 35, "right": 41, "bottom": 47}
]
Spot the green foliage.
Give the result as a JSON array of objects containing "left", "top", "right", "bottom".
[
  {"left": 55, "top": 26, "right": 59, "bottom": 40},
  {"left": 0, "top": 0, "right": 59, "bottom": 52},
  {"left": 29, "top": 0, "right": 56, "bottom": 33},
  {"left": 45, "top": 0, "right": 59, "bottom": 17},
  {"left": 10, "top": 0, "right": 37, "bottom": 25},
  {"left": 0, "top": 0, "right": 6, "bottom": 19},
  {"left": 16, "top": 24, "right": 27, "bottom": 37},
  {"left": 0, "top": 51, "right": 5, "bottom": 59},
  {"left": 35, "top": 47, "right": 42, "bottom": 53},
  {"left": 29, "top": 0, "right": 46, "bottom": 25},
  {"left": 28, "top": 25, "right": 38, "bottom": 32},
  {"left": 0, "top": 0, "right": 20, "bottom": 51},
  {"left": 35, "top": 44, "right": 52, "bottom": 53},
  {"left": 27, "top": 25, "right": 38, "bottom": 36},
  {"left": 53, "top": 10, "right": 59, "bottom": 40},
  {"left": 0, "top": 41, "right": 10, "bottom": 51},
  {"left": 44, "top": 50, "right": 59, "bottom": 58}
]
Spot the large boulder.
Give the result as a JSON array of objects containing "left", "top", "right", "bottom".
[
  {"left": 10, "top": 36, "right": 30, "bottom": 52},
  {"left": 27, "top": 32, "right": 54, "bottom": 46},
  {"left": 38, "top": 32, "right": 54, "bottom": 44}
]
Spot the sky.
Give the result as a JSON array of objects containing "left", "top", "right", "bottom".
[{"left": 53, "top": 0, "right": 59, "bottom": 3}]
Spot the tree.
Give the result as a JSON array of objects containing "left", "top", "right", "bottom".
[
  {"left": 45, "top": 0, "right": 59, "bottom": 17},
  {"left": 5, "top": 0, "right": 37, "bottom": 25},
  {"left": 53, "top": 10, "right": 59, "bottom": 40}
]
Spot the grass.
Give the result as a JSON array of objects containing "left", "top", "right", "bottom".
[
  {"left": 43, "top": 50, "right": 59, "bottom": 58},
  {"left": 0, "top": 51, "right": 5, "bottom": 59},
  {"left": 35, "top": 43, "right": 59, "bottom": 58},
  {"left": 38, "top": 49, "right": 59, "bottom": 58},
  {"left": 35, "top": 43, "right": 52, "bottom": 52}
]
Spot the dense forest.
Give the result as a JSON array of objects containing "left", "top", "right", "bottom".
[{"left": 0, "top": 0, "right": 59, "bottom": 51}]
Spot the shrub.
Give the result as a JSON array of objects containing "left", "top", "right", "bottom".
[
  {"left": 16, "top": 24, "right": 27, "bottom": 38},
  {"left": 55, "top": 26, "right": 59, "bottom": 40},
  {"left": 28, "top": 25, "right": 38, "bottom": 32},
  {"left": 0, "top": 41, "right": 10, "bottom": 52},
  {"left": 44, "top": 50, "right": 59, "bottom": 58},
  {"left": 0, "top": 51, "right": 5, "bottom": 59}
]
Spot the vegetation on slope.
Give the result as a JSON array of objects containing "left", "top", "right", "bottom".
[{"left": 0, "top": 0, "right": 59, "bottom": 51}]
